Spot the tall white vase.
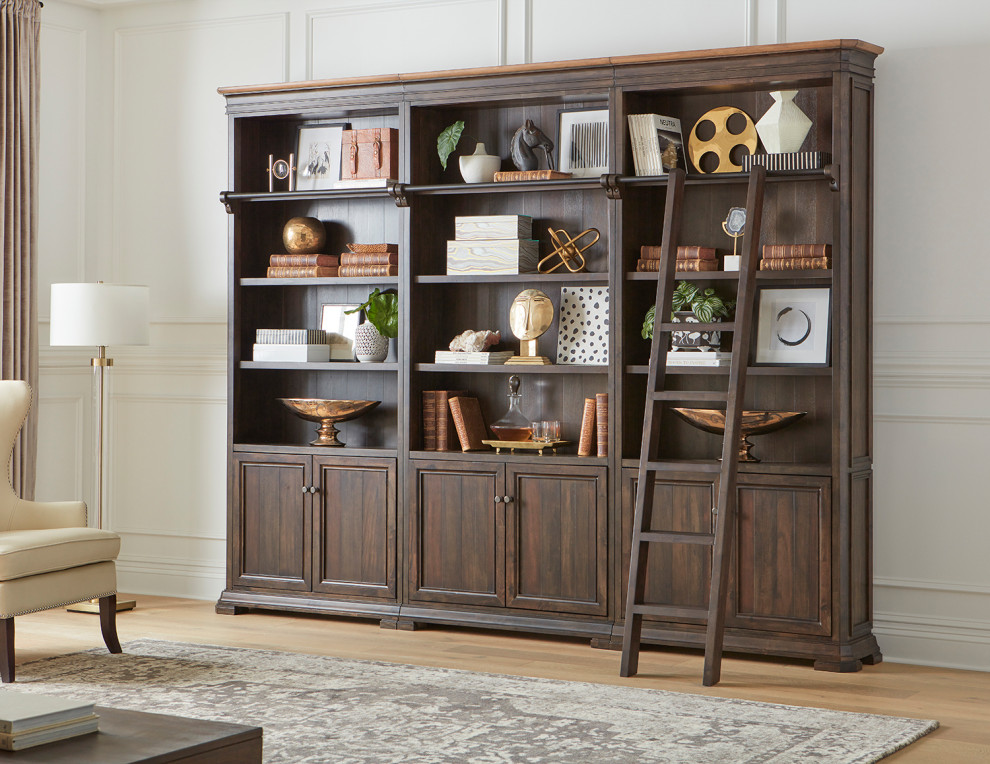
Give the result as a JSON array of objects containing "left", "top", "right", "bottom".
[{"left": 756, "top": 91, "right": 812, "bottom": 154}]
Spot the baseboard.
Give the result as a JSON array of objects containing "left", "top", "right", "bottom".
[{"left": 116, "top": 555, "right": 224, "bottom": 602}]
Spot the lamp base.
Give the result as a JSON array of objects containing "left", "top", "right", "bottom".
[{"left": 67, "top": 597, "right": 136, "bottom": 614}]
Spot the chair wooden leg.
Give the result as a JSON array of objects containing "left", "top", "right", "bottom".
[
  {"left": 100, "top": 595, "right": 122, "bottom": 654},
  {"left": 1, "top": 617, "right": 14, "bottom": 683}
]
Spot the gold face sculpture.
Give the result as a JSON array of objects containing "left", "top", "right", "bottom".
[{"left": 506, "top": 289, "right": 554, "bottom": 365}]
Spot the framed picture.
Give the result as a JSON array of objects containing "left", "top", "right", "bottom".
[
  {"left": 320, "top": 303, "right": 362, "bottom": 360},
  {"left": 556, "top": 286, "right": 610, "bottom": 365},
  {"left": 753, "top": 287, "right": 831, "bottom": 366},
  {"left": 557, "top": 108, "right": 609, "bottom": 177},
  {"left": 296, "top": 123, "right": 348, "bottom": 190}
]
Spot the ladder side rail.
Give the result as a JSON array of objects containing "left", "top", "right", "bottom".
[
  {"left": 702, "top": 165, "right": 767, "bottom": 686},
  {"left": 620, "top": 167, "right": 686, "bottom": 677}
]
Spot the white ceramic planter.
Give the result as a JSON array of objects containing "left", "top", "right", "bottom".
[
  {"left": 354, "top": 321, "right": 389, "bottom": 362},
  {"left": 459, "top": 143, "right": 501, "bottom": 183}
]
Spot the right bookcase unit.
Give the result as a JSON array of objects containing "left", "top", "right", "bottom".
[
  {"left": 218, "top": 40, "right": 882, "bottom": 673},
  {"left": 612, "top": 45, "right": 879, "bottom": 670}
]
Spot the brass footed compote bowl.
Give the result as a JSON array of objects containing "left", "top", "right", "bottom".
[
  {"left": 279, "top": 399, "right": 380, "bottom": 447},
  {"left": 672, "top": 408, "right": 806, "bottom": 462}
]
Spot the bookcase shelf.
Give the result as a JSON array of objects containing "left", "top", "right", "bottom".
[{"left": 219, "top": 40, "right": 881, "bottom": 673}]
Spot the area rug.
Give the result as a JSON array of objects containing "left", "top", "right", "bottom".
[{"left": 11, "top": 640, "right": 936, "bottom": 763}]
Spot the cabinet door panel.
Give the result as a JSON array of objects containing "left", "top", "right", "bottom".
[
  {"left": 233, "top": 454, "right": 311, "bottom": 591},
  {"left": 620, "top": 470, "right": 713, "bottom": 622},
  {"left": 313, "top": 456, "right": 396, "bottom": 600},
  {"left": 410, "top": 461, "right": 504, "bottom": 606},
  {"left": 730, "top": 474, "right": 831, "bottom": 636},
  {"left": 506, "top": 465, "right": 607, "bottom": 615}
]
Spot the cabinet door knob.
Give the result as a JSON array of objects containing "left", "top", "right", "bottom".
[
  {"left": 301, "top": 485, "right": 309, "bottom": 494},
  {"left": 503, "top": 495, "right": 513, "bottom": 503},
  {"left": 310, "top": 486, "right": 319, "bottom": 494},
  {"left": 494, "top": 496, "right": 502, "bottom": 503}
]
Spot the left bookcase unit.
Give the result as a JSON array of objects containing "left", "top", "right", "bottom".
[{"left": 219, "top": 93, "right": 403, "bottom": 618}]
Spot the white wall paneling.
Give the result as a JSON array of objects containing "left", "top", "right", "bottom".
[
  {"left": 35, "top": 0, "right": 990, "bottom": 670},
  {"left": 307, "top": 0, "right": 504, "bottom": 80}
]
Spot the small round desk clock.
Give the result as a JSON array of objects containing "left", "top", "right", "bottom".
[{"left": 505, "top": 289, "right": 554, "bottom": 365}]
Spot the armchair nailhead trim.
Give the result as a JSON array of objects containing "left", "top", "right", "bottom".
[{"left": 0, "top": 590, "right": 118, "bottom": 619}]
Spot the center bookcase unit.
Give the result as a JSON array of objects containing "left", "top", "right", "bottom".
[{"left": 218, "top": 39, "right": 883, "bottom": 672}]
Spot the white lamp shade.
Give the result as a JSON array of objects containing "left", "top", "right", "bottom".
[{"left": 50, "top": 283, "right": 150, "bottom": 347}]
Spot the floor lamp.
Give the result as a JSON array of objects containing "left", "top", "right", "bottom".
[{"left": 50, "top": 283, "right": 150, "bottom": 613}]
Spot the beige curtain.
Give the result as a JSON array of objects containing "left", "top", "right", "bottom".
[{"left": 1, "top": 0, "right": 41, "bottom": 499}]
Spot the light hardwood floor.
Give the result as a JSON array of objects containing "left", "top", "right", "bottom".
[{"left": 11, "top": 595, "right": 990, "bottom": 761}]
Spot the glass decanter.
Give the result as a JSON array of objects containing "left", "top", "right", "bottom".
[{"left": 489, "top": 375, "right": 533, "bottom": 441}]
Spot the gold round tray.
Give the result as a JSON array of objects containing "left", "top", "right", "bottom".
[{"left": 481, "top": 439, "right": 570, "bottom": 455}]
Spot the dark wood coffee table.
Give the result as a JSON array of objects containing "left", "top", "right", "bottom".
[{"left": 0, "top": 707, "right": 262, "bottom": 763}]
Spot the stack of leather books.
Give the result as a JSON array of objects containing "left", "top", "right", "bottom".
[{"left": 636, "top": 245, "right": 717, "bottom": 272}]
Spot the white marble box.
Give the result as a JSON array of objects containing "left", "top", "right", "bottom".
[
  {"left": 454, "top": 215, "right": 533, "bottom": 241},
  {"left": 446, "top": 239, "right": 539, "bottom": 274}
]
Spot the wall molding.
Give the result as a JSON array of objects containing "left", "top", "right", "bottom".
[
  {"left": 36, "top": 394, "right": 86, "bottom": 499},
  {"left": 305, "top": 0, "right": 501, "bottom": 80},
  {"left": 875, "top": 575, "right": 990, "bottom": 595},
  {"left": 875, "top": 316, "right": 990, "bottom": 326},
  {"left": 875, "top": 413, "right": 990, "bottom": 426},
  {"left": 40, "top": 347, "right": 226, "bottom": 376},
  {"left": 39, "top": 20, "right": 88, "bottom": 285}
]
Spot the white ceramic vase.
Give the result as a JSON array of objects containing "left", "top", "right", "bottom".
[
  {"left": 459, "top": 143, "right": 501, "bottom": 183},
  {"left": 755, "top": 90, "right": 812, "bottom": 154},
  {"left": 354, "top": 321, "right": 389, "bottom": 362}
]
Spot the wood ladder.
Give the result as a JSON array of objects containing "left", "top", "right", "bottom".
[{"left": 620, "top": 165, "right": 766, "bottom": 686}]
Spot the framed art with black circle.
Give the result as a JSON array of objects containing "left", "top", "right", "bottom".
[{"left": 752, "top": 286, "right": 831, "bottom": 366}]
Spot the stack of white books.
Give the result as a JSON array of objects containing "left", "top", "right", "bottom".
[
  {"left": 666, "top": 351, "right": 732, "bottom": 367},
  {"left": 253, "top": 328, "right": 331, "bottom": 362},
  {"left": 434, "top": 350, "right": 514, "bottom": 365},
  {"left": 0, "top": 693, "right": 99, "bottom": 751},
  {"left": 627, "top": 114, "right": 685, "bottom": 176}
]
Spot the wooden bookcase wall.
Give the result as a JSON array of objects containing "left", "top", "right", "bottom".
[{"left": 218, "top": 40, "right": 883, "bottom": 672}]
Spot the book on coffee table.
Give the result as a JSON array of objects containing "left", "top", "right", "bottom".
[{"left": 0, "top": 693, "right": 98, "bottom": 750}]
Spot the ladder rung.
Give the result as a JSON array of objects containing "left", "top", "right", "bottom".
[
  {"left": 643, "top": 460, "right": 723, "bottom": 474},
  {"left": 638, "top": 530, "right": 714, "bottom": 546},
  {"left": 658, "top": 322, "right": 735, "bottom": 332},
  {"left": 651, "top": 390, "right": 728, "bottom": 402},
  {"left": 631, "top": 603, "right": 709, "bottom": 620}
]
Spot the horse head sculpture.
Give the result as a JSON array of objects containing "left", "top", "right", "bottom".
[{"left": 510, "top": 119, "right": 555, "bottom": 172}]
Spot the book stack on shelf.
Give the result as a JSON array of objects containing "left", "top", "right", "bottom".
[
  {"left": 267, "top": 253, "right": 339, "bottom": 278},
  {"left": 422, "top": 389, "right": 468, "bottom": 451},
  {"left": 433, "top": 350, "right": 513, "bottom": 365},
  {"left": 446, "top": 215, "right": 538, "bottom": 275},
  {"left": 253, "top": 329, "right": 330, "bottom": 362},
  {"left": 667, "top": 351, "right": 732, "bottom": 367},
  {"left": 0, "top": 693, "right": 99, "bottom": 751},
  {"left": 759, "top": 243, "right": 832, "bottom": 270},
  {"left": 636, "top": 245, "right": 717, "bottom": 272},
  {"left": 627, "top": 113, "right": 685, "bottom": 176},
  {"left": 340, "top": 243, "right": 399, "bottom": 277}
]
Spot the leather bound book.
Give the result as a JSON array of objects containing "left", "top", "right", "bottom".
[
  {"left": 595, "top": 393, "right": 608, "bottom": 457},
  {"left": 338, "top": 264, "right": 398, "bottom": 277},
  {"left": 759, "top": 256, "right": 831, "bottom": 270},
  {"left": 422, "top": 392, "right": 437, "bottom": 451},
  {"left": 578, "top": 398, "right": 596, "bottom": 457},
  {"left": 493, "top": 170, "right": 573, "bottom": 182},
  {"left": 448, "top": 396, "right": 490, "bottom": 451},
  {"left": 761, "top": 243, "right": 831, "bottom": 259},
  {"left": 269, "top": 254, "right": 340, "bottom": 267},
  {"left": 674, "top": 260, "right": 718, "bottom": 272},
  {"left": 436, "top": 390, "right": 469, "bottom": 451},
  {"left": 267, "top": 265, "right": 339, "bottom": 278},
  {"left": 675, "top": 246, "right": 717, "bottom": 260},
  {"left": 340, "top": 252, "right": 400, "bottom": 266}
]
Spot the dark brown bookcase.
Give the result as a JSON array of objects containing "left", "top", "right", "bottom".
[{"left": 217, "top": 40, "right": 883, "bottom": 672}]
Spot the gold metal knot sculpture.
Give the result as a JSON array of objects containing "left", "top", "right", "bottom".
[{"left": 538, "top": 227, "right": 599, "bottom": 273}]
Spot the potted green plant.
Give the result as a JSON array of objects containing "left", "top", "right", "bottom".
[
  {"left": 642, "top": 282, "right": 735, "bottom": 351},
  {"left": 346, "top": 288, "right": 398, "bottom": 362},
  {"left": 437, "top": 121, "right": 500, "bottom": 183}
]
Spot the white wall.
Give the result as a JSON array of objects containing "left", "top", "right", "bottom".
[{"left": 36, "top": 0, "right": 990, "bottom": 671}]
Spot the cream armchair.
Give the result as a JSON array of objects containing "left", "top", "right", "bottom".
[{"left": 0, "top": 380, "right": 122, "bottom": 682}]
